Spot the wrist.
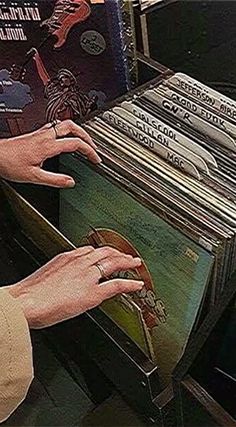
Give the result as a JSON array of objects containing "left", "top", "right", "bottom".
[
  {"left": 0, "top": 138, "right": 10, "bottom": 178},
  {"left": 6, "top": 284, "right": 34, "bottom": 327},
  {"left": 7, "top": 282, "right": 26, "bottom": 299}
]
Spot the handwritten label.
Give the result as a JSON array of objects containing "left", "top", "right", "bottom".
[
  {"left": 159, "top": 84, "right": 236, "bottom": 139},
  {"left": 168, "top": 75, "right": 215, "bottom": 107},
  {"left": 113, "top": 106, "right": 209, "bottom": 173},
  {"left": 168, "top": 73, "right": 236, "bottom": 122},
  {"left": 121, "top": 100, "right": 217, "bottom": 168},
  {"left": 103, "top": 111, "right": 155, "bottom": 149},
  {"left": 145, "top": 90, "right": 236, "bottom": 152},
  {"left": 102, "top": 110, "right": 201, "bottom": 179},
  {"left": 121, "top": 100, "right": 179, "bottom": 142}
]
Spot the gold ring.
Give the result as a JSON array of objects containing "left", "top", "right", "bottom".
[{"left": 95, "top": 262, "right": 106, "bottom": 279}]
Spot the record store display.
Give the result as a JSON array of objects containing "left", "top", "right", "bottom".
[
  {"left": 0, "top": 0, "right": 136, "bottom": 137},
  {"left": 58, "top": 71, "right": 236, "bottom": 389}
]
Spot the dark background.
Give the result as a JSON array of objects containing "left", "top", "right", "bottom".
[{"left": 138, "top": 1, "right": 236, "bottom": 100}]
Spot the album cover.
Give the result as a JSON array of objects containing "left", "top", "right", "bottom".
[
  {"left": 0, "top": 0, "right": 134, "bottom": 137},
  {"left": 59, "top": 154, "right": 214, "bottom": 385}
]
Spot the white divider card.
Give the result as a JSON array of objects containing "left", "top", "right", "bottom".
[
  {"left": 112, "top": 106, "right": 209, "bottom": 174},
  {"left": 102, "top": 110, "right": 201, "bottom": 179},
  {"left": 157, "top": 84, "right": 236, "bottom": 140},
  {"left": 121, "top": 100, "right": 217, "bottom": 169},
  {"left": 144, "top": 90, "right": 236, "bottom": 153},
  {"left": 91, "top": 118, "right": 236, "bottom": 223},
  {"left": 166, "top": 73, "right": 236, "bottom": 123}
]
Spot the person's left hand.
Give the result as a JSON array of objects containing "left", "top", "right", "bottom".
[{"left": 0, "top": 119, "right": 101, "bottom": 188}]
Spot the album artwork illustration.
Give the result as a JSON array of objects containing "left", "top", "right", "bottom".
[{"left": 0, "top": 0, "right": 131, "bottom": 137}]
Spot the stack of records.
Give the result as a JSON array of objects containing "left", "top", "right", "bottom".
[{"left": 59, "top": 73, "right": 236, "bottom": 386}]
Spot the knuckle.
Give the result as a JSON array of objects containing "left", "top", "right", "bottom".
[
  {"left": 74, "top": 143, "right": 83, "bottom": 154},
  {"left": 104, "top": 245, "right": 116, "bottom": 252},
  {"left": 30, "top": 167, "right": 40, "bottom": 180},
  {"left": 85, "top": 144, "right": 93, "bottom": 152},
  {"left": 65, "top": 119, "right": 73, "bottom": 130},
  {"left": 84, "top": 245, "right": 94, "bottom": 252},
  {"left": 74, "top": 246, "right": 92, "bottom": 256},
  {"left": 54, "top": 252, "right": 67, "bottom": 261},
  {"left": 99, "top": 246, "right": 115, "bottom": 257},
  {"left": 67, "top": 249, "right": 78, "bottom": 258},
  {"left": 87, "top": 146, "right": 95, "bottom": 156}
]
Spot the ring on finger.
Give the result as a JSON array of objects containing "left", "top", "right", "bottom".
[
  {"left": 95, "top": 262, "right": 106, "bottom": 279},
  {"left": 50, "top": 119, "right": 59, "bottom": 139}
]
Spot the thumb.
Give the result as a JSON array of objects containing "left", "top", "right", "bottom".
[
  {"left": 99, "top": 279, "right": 144, "bottom": 301},
  {"left": 32, "top": 168, "right": 75, "bottom": 188}
]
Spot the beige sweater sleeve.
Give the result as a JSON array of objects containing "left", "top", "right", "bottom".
[{"left": 0, "top": 289, "right": 33, "bottom": 423}]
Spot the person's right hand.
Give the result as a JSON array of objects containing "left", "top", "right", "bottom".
[{"left": 7, "top": 246, "right": 143, "bottom": 329}]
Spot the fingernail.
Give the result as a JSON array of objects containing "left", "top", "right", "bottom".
[
  {"left": 96, "top": 156, "right": 102, "bottom": 164},
  {"left": 67, "top": 179, "right": 75, "bottom": 188},
  {"left": 137, "top": 281, "right": 144, "bottom": 288},
  {"left": 134, "top": 257, "right": 142, "bottom": 264}
]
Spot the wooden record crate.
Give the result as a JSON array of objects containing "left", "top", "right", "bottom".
[{"left": 173, "top": 273, "right": 236, "bottom": 427}]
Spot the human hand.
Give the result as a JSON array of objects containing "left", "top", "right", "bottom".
[
  {"left": 0, "top": 120, "right": 101, "bottom": 187},
  {"left": 7, "top": 246, "right": 143, "bottom": 328}
]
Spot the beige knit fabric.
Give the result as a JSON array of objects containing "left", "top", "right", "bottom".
[{"left": 0, "top": 289, "right": 33, "bottom": 423}]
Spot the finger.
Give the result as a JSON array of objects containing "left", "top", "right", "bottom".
[
  {"left": 56, "top": 120, "right": 95, "bottom": 148},
  {"left": 98, "top": 279, "right": 144, "bottom": 300},
  {"left": 75, "top": 246, "right": 95, "bottom": 256},
  {"left": 94, "top": 255, "right": 142, "bottom": 278},
  {"left": 69, "top": 246, "right": 95, "bottom": 257},
  {"left": 86, "top": 246, "right": 128, "bottom": 265},
  {"left": 48, "top": 138, "right": 102, "bottom": 164},
  {"left": 39, "top": 120, "right": 61, "bottom": 139},
  {"left": 42, "top": 120, "right": 61, "bottom": 131},
  {"left": 32, "top": 168, "right": 75, "bottom": 188},
  {"left": 47, "top": 246, "right": 95, "bottom": 270}
]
